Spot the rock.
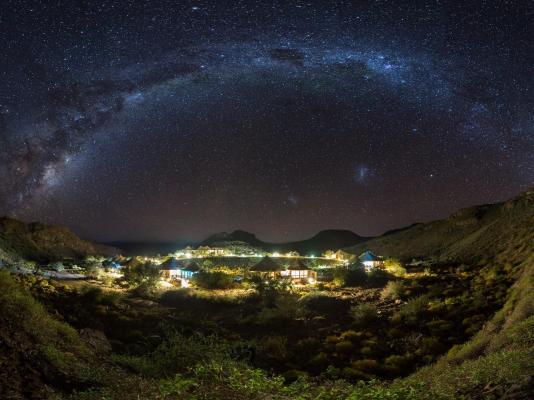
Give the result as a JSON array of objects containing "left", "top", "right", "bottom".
[{"left": 79, "top": 328, "right": 112, "bottom": 355}]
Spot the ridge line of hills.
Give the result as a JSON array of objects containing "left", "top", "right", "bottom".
[{"left": 1, "top": 188, "right": 532, "bottom": 263}]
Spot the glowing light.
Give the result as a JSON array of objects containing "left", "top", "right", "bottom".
[
  {"left": 181, "top": 279, "right": 189, "bottom": 288},
  {"left": 159, "top": 279, "right": 173, "bottom": 288},
  {"left": 273, "top": 252, "right": 280, "bottom": 257}
]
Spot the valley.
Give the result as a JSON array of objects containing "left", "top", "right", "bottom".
[{"left": 0, "top": 190, "right": 532, "bottom": 399}]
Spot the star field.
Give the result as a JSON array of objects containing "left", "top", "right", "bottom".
[{"left": 0, "top": 1, "right": 533, "bottom": 242}]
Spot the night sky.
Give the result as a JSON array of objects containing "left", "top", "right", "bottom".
[{"left": 1, "top": 1, "right": 533, "bottom": 242}]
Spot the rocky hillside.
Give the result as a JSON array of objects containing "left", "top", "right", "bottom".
[
  {"left": 347, "top": 189, "right": 534, "bottom": 264},
  {"left": 0, "top": 217, "right": 118, "bottom": 263}
]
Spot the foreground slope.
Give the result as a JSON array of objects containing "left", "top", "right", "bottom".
[{"left": 392, "top": 252, "right": 533, "bottom": 399}]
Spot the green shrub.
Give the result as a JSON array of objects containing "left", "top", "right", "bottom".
[
  {"left": 384, "top": 354, "right": 410, "bottom": 375},
  {"left": 47, "top": 261, "right": 65, "bottom": 271},
  {"left": 351, "top": 303, "right": 380, "bottom": 327},
  {"left": 352, "top": 359, "right": 380, "bottom": 375},
  {"left": 384, "top": 258, "right": 407, "bottom": 277},
  {"left": 256, "top": 295, "right": 299, "bottom": 324},
  {"left": 381, "top": 280, "right": 406, "bottom": 300},
  {"left": 77, "top": 286, "right": 121, "bottom": 306},
  {"left": 192, "top": 270, "right": 234, "bottom": 289},
  {"left": 334, "top": 266, "right": 367, "bottom": 286},
  {"left": 340, "top": 330, "right": 362, "bottom": 342},
  {"left": 123, "top": 261, "right": 160, "bottom": 294},
  {"left": 393, "top": 294, "right": 431, "bottom": 325},
  {"left": 299, "top": 292, "right": 351, "bottom": 317},
  {"left": 426, "top": 319, "right": 455, "bottom": 337},
  {"left": 260, "top": 336, "right": 288, "bottom": 361},
  {"left": 310, "top": 352, "right": 328, "bottom": 366},
  {"left": 249, "top": 275, "right": 292, "bottom": 306},
  {"left": 335, "top": 340, "right": 354, "bottom": 355},
  {"left": 417, "top": 337, "right": 445, "bottom": 356},
  {"left": 84, "top": 261, "right": 103, "bottom": 279},
  {"left": 367, "top": 268, "right": 389, "bottom": 287}
]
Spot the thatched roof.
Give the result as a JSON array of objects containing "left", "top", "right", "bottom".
[
  {"left": 160, "top": 257, "right": 184, "bottom": 270},
  {"left": 250, "top": 256, "right": 282, "bottom": 272},
  {"left": 287, "top": 258, "right": 310, "bottom": 270}
]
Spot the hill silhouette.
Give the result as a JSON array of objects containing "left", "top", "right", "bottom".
[
  {"left": 346, "top": 188, "right": 534, "bottom": 264},
  {"left": 0, "top": 217, "right": 118, "bottom": 262},
  {"left": 200, "top": 229, "right": 367, "bottom": 255}
]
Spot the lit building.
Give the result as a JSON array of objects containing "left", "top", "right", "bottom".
[
  {"left": 248, "top": 256, "right": 283, "bottom": 277},
  {"left": 358, "top": 251, "right": 384, "bottom": 271},
  {"left": 281, "top": 258, "right": 317, "bottom": 283}
]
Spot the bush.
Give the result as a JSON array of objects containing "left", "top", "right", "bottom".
[
  {"left": 249, "top": 275, "right": 292, "bottom": 307},
  {"left": 367, "top": 268, "right": 389, "bottom": 288},
  {"left": 384, "top": 354, "right": 410, "bottom": 375},
  {"left": 381, "top": 280, "right": 406, "bottom": 301},
  {"left": 334, "top": 266, "right": 367, "bottom": 287},
  {"left": 299, "top": 293, "right": 351, "bottom": 318},
  {"left": 256, "top": 295, "right": 299, "bottom": 324},
  {"left": 384, "top": 258, "right": 407, "bottom": 277},
  {"left": 351, "top": 303, "right": 379, "bottom": 327},
  {"left": 123, "top": 261, "right": 160, "bottom": 294},
  {"left": 352, "top": 359, "right": 380, "bottom": 375},
  {"left": 335, "top": 340, "right": 354, "bottom": 355},
  {"left": 192, "top": 271, "right": 234, "bottom": 289},
  {"left": 84, "top": 261, "right": 104, "bottom": 279},
  {"left": 260, "top": 336, "right": 288, "bottom": 361},
  {"left": 392, "top": 294, "right": 431, "bottom": 325},
  {"left": 47, "top": 262, "right": 65, "bottom": 272},
  {"left": 78, "top": 286, "right": 121, "bottom": 306}
]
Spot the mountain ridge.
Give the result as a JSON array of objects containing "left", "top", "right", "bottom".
[
  {"left": 200, "top": 228, "right": 369, "bottom": 255},
  {"left": 345, "top": 188, "right": 534, "bottom": 264}
]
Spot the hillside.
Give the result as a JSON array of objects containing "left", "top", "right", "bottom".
[
  {"left": 0, "top": 217, "right": 118, "bottom": 263},
  {"left": 201, "top": 229, "right": 367, "bottom": 255},
  {"left": 0, "top": 190, "right": 532, "bottom": 399},
  {"left": 389, "top": 251, "right": 534, "bottom": 399},
  {"left": 346, "top": 189, "right": 534, "bottom": 264}
]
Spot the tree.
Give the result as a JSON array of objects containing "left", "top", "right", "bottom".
[
  {"left": 192, "top": 271, "right": 234, "bottom": 289},
  {"left": 249, "top": 275, "right": 292, "bottom": 307},
  {"left": 84, "top": 260, "right": 103, "bottom": 279},
  {"left": 123, "top": 261, "right": 160, "bottom": 294}
]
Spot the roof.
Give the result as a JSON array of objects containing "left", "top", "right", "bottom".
[
  {"left": 250, "top": 256, "right": 283, "bottom": 272},
  {"left": 123, "top": 257, "right": 143, "bottom": 267},
  {"left": 358, "top": 251, "right": 381, "bottom": 262},
  {"left": 160, "top": 257, "right": 184, "bottom": 270},
  {"left": 183, "top": 261, "right": 201, "bottom": 272},
  {"left": 287, "top": 258, "right": 310, "bottom": 270}
]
